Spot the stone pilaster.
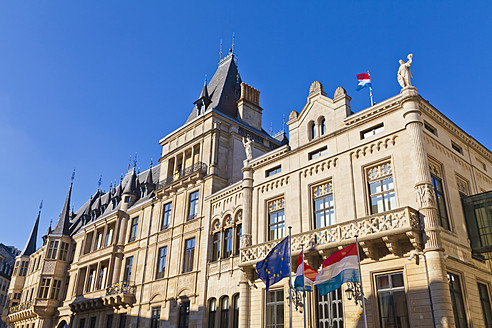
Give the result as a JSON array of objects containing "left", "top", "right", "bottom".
[
  {"left": 402, "top": 86, "right": 454, "bottom": 327},
  {"left": 238, "top": 268, "right": 252, "bottom": 328},
  {"left": 241, "top": 164, "right": 253, "bottom": 248}
]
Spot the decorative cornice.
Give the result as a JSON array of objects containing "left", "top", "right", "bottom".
[
  {"left": 424, "top": 135, "right": 470, "bottom": 172},
  {"left": 300, "top": 157, "right": 338, "bottom": 178},
  {"left": 350, "top": 135, "right": 398, "bottom": 159},
  {"left": 258, "top": 176, "right": 290, "bottom": 194}
]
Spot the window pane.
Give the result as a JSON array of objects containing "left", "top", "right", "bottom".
[
  {"left": 370, "top": 181, "right": 381, "bottom": 195},
  {"left": 382, "top": 178, "right": 394, "bottom": 191},
  {"left": 315, "top": 198, "right": 324, "bottom": 211},
  {"left": 384, "top": 192, "right": 396, "bottom": 211},
  {"left": 371, "top": 195, "right": 384, "bottom": 214},
  {"left": 391, "top": 273, "right": 404, "bottom": 288}
]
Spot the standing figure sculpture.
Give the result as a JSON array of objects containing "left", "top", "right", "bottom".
[
  {"left": 397, "top": 53, "right": 413, "bottom": 88},
  {"left": 242, "top": 136, "right": 253, "bottom": 161}
]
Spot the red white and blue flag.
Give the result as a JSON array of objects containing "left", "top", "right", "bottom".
[
  {"left": 315, "top": 243, "right": 360, "bottom": 296},
  {"left": 294, "top": 252, "right": 318, "bottom": 292},
  {"left": 356, "top": 73, "right": 372, "bottom": 91}
]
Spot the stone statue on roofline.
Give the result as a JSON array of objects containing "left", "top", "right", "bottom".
[
  {"left": 398, "top": 53, "right": 413, "bottom": 88},
  {"left": 242, "top": 136, "right": 253, "bottom": 161}
]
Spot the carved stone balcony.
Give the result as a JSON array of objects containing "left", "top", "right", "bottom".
[
  {"left": 156, "top": 162, "right": 207, "bottom": 193},
  {"left": 240, "top": 206, "right": 421, "bottom": 267},
  {"left": 70, "top": 282, "right": 136, "bottom": 313}
]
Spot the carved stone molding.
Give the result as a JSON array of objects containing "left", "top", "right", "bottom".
[
  {"left": 300, "top": 158, "right": 337, "bottom": 178},
  {"left": 351, "top": 136, "right": 398, "bottom": 159},
  {"left": 240, "top": 234, "right": 252, "bottom": 248},
  {"left": 415, "top": 183, "right": 436, "bottom": 209},
  {"left": 259, "top": 176, "right": 290, "bottom": 194},
  {"left": 382, "top": 235, "right": 403, "bottom": 255}
]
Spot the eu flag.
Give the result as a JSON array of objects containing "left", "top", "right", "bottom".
[{"left": 256, "top": 236, "right": 290, "bottom": 291}]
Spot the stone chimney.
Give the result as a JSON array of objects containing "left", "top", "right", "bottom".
[{"left": 237, "top": 82, "right": 262, "bottom": 130}]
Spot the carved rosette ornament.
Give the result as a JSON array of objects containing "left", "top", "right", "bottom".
[{"left": 415, "top": 183, "right": 436, "bottom": 209}]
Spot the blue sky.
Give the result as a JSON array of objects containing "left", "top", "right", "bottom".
[{"left": 0, "top": 1, "right": 491, "bottom": 250}]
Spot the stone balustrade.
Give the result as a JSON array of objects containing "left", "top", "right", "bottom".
[
  {"left": 240, "top": 206, "right": 421, "bottom": 266},
  {"left": 8, "top": 300, "right": 33, "bottom": 314}
]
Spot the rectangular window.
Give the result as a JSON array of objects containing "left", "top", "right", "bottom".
[
  {"left": 235, "top": 224, "right": 242, "bottom": 256},
  {"left": 50, "top": 279, "right": 61, "bottom": 300},
  {"left": 98, "top": 265, "right": 107, "bottom": 290},
  {"left": 431, "top": 174, "right": 450, "bottom": 230},
  {"left": 156, "top": 246, "right": 167, "bottom": 279},
  {"left": 129, "top": 217, "right": 139, "bottom": 242},
  {"left": 162, "top": 202, "right": 172, "bottom": 229},
  {"left": 86, "top": 268, "right": 96, "bottom": 292},
  {"left": 478, "top": 159, "right": 487, "bottom": 172},
  {"left": 266, "top": 290, "right": 284, "bottom": 328},
  {"left": 105, "top": 227, "right": 113, "bottom": 247},
  {"left": 59, "top": 242, "right": 69, "bottom": 261},
  {"left": 212, "top": 232, "right": 221, "bottom": 262},
  {"left": 452, "top": 142, "right": 464, "bottom": 155},
  {"left": 268, "top": 199, "right": 285, "bottom": 241},
  {"left": 367, "top": 163, "right": 396, "bottom": 214},
  {"left": 317, "top": 287, "right": 343, "bottom": 327},
  {"left": 266, "top": 166, "right": 281, "bottom": 177},
  {"left": 448, "top": 272, "right": 468, "bottom": 328},
  {"left": 20, "top": 261, "right": 28, "bottom": 276},
  {"left": 308, "top": 146, "right": 328, "bottom": 160},
  {"left": 178, "top": 301, "right": 190, "bottom": 328},
  {"left": 478, "top": 282, "right": 492, "bottom": 327},
  {"left": 95, "top": 232, "right": 103, "bottom": 250},
  {"left": 361, "top": 123, "right": 384, "bottom": 139},
  {"left": 106, "top": 314, "right": 114, "bottom": 328},
  {"left": 80, "top": 318, "right": 86, "bottom": 328},
  {"left": 39, "top": 278, "right": 51, "bottom": 299},
  {"left": 123, "top": 257, "right": 133, "bottom": 282},
  {"left": 223, "top": 228, "right": 233, "bottom": 258},
  {"left": 183, "top": 238, "right": 195, "bottom": 273},
  {"left": 313, "top": 182, "right": 334, "bottom": 229},
  {"left": 118, "top": 314, "right": 127, "bottom": 328},
  {"left": 47, "top": 241, "right": 59, "bottom": 259},
  {"left": 376, "top": 272, "right": 409, "bottom": 328},
  {"left": 188, "top": 191, "right": 199, "bottom": 220},
  {"left": 424, "top": 121, "right": 437, "bottom": 136},
  {"left": 89, "top": 317, "right": 96, "bottom": 328},
  {"left": 151, "top": 306, "right": 161, "bottom": 328}
]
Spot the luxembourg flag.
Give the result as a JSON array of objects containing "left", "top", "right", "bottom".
[
  {"left": 315, "top": 243, "right": 360, "bottom": 296},
  {"left": 294, "top": 252, "right": 318, "bottom": 292},
  {"left": 356, "top": 73, "right": 372, "bottom": 91}
]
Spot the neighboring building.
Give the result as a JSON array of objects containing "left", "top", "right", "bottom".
[
  {"left": 2, "top": 51, "right": 492, "bottom": 328},
  {"left": 0, "top": 244, "right": 18, "bottom": 328}
]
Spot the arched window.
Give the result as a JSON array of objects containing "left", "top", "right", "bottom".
[
  {"left": 223, "top": 228, "right": 233, "bottom": 258},
  {"left": 310, "top": 122, "right": 317, "bottom": 139},
  {"left": 320, "top": 118, "right": 326, "bottom": 135},
  {"left": 220, "top": 296, "right": 229, "bottom": 328},
  {"left": 208, "top": 298, "right": 217, "bottom": 328},
  {"left": 210, "top": 213, "right": 242, "bottom": 261},
  {"left": 232, "top": 293, "right": 240, "bottom": 328},
  {"left": 212, "top": 230, "right": 221, "bottom": 262}
]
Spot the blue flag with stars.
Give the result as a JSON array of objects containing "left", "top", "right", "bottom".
[{"left": 256, "top": 236, "right": 290, "bottom": 291}]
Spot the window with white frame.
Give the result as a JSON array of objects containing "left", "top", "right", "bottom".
[
  {"left": 367, "top": 162, "right": 396, "bottom": 214},
  {"left": 313, "top": 182, "right": 334, "bottom": 229},
  {"left": 162, "top": 202, "right": 172, "bottom": 229},
  {"left": 268, "top": 198, "right": 285, "bottom": 241},
  {"left": 266, "top": 289, "right": 284, "bottom": 328}
]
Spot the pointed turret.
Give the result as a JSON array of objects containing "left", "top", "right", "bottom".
[
  {"left": 193, "top": 79, "right": 212, "bottom": 114},
  {"left": 51, "top": 180, "right": 73, "bottom": 236},
  {"left": 186, "top": 53, "right": 242, "bottom": 123},
  {"left": 123, "top": 169, "right": 138, "bottom": 195},
  {"left": 19, "top": 205, "right": 41, "bottom": 257}
]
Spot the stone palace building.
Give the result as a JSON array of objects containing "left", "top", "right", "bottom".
[{"left": 2, "top": 52, "right": 492, "bottom": 328}]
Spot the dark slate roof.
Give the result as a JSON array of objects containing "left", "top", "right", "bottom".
[
  {"left": 51, "top": 182, "right": 73, "bottom": 236},
  {"left": 69, "top": 164, "right": 161, "bottom": 236},
  {"left": 186, "top": 53, "right": 241, "bottom": 123},
  {"left": 19, "top": 210, "right": 40, "bottom": 257},
  {"left": 0, "top": 244, "right": 16, "bottom": 264}
]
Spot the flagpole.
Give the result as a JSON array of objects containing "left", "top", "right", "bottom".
[
  {"left": 355, "top": 235, "right": 368, "bottom": 328},
  {"left": 288, "top": 227, "right": 293, "bottom": 328},
  {"left": 368, "top": 70, "right": 374, "bottom": 106},
  {"left": 301, "top": 244, "right": 307, "bottom": 328}
]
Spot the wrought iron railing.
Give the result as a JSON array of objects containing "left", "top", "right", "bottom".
[
  {"left": 240, "top": 206, "right": 419, "bottom": 264},
  {"left": 106, "top": 282, "right": 136, "bottom": 296},
  {"left": 8, "top": 300, "right": 33, "bottom": 314},
  {"left": 157, "top": 162, "right": 207, "bottom": 189}
]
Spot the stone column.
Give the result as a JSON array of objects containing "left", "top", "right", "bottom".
[
  {"left": 239, "top": 164, "right": 253, "bottom": 328},
  {"left": 111, "top": 214, "right": 129, "bottom": 285},
  {"left": 402, "top": 86, "right": 454, "bottom": 327},
  {"left": 238, "top": 269, "right": 251, "bottom": 328}
]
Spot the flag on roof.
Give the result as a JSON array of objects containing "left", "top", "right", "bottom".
[
  {"left": 356, "top": 73, "right": 372, "bottom": 91},
  {"left": 315, "top": 243, "right": 360, "bottom": 296},
  {"left": 294, "top": 251, "right": 318, "bottom": 292},
  {"left": 256, "top": 236, "right": 290, "bottom": 291}
]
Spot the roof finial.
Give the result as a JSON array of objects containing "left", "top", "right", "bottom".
[
  {"left": 204, "top": 74, "right": 207, "bottom": 85},
  {"left": 39, "top": 200, "right": 43, "bottom": 212},
  {"left": 133, "top": 152, "right": 138, "bottom": 170},
  {"left": 98, "top": 175, "right": 102, "bottom": 190},
  {"left": 219, "top": 40, "right": 223, "bottom": 60},
  {"left": 128, "top": 154, "right": 132, "bottom": 170},
  {"left": 270, "top": 122, "right": 273, "bottom": 136},
  {"left": 49, "top": 218, "right": 52, "bottom": 230},
  {"left": 120, "top": 173, "right": 123, "bottom": 182},
  {"left": 230, "top": 32, "right": 235, "bottom": 54},
  {"left": 282, "top": 115, "right": 286, "bottom": 133},
  {"left": 71, "top": 169, "right": 76, "bottom": 184},
  {"left": 150, "top": 158, "right": 153, "bottom": 168}
]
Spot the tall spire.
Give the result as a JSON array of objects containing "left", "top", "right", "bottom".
[
  {"left": 20, "top": 202, "right": 42, "bottom": 257},
  {"left": 51, "top": 173, "right": 74, "bottom": 236}
]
